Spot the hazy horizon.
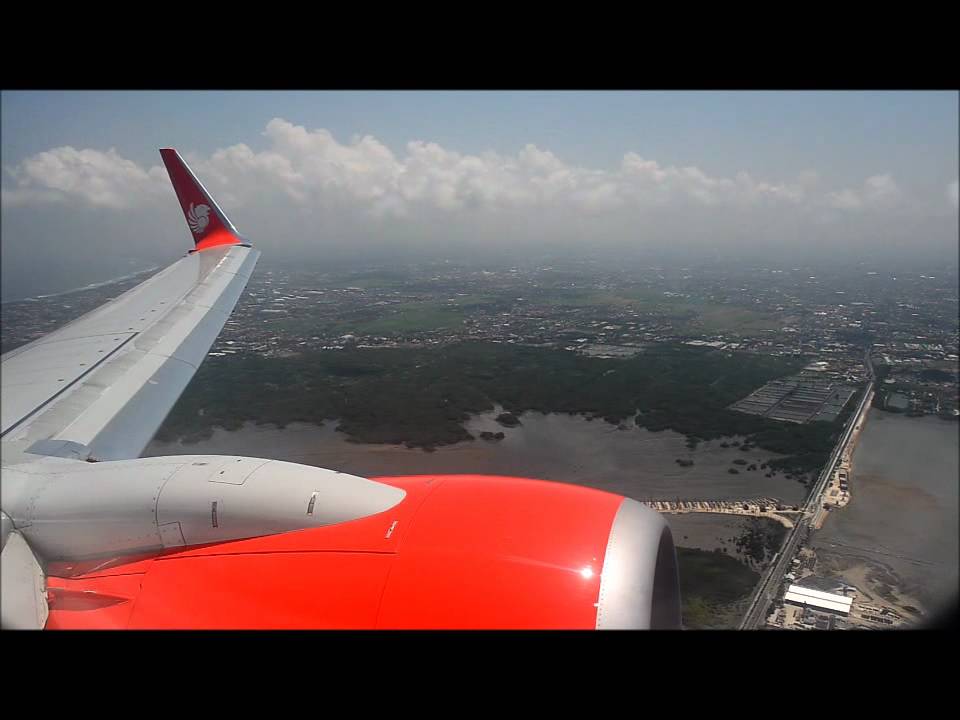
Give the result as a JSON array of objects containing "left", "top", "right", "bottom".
[{"left": 3, "top": 91, "right": 957, "bottom": 301}]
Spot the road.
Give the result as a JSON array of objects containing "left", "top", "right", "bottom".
[{"left": 738, "top": 351, "right": 875, "bottom": 629}]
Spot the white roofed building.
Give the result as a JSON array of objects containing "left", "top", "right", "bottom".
[{"left": 784, "top": 584, "right": 853, "bottom": 616}]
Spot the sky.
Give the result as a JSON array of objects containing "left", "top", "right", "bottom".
[{"left": 2, "top": 91, "right": 957, "bottom": 299}]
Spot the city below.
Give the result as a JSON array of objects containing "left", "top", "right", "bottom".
[{"left": 3, "top": 256, "right": 957, "bottom": 629}]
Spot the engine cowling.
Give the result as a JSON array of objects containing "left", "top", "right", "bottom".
[{"left": 7, "top": 459, "right": 681, "bottom": 629}]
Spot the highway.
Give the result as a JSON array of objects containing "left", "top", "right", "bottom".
[{"left": 738, "top": 351, "right": 875, "bottom": 630}]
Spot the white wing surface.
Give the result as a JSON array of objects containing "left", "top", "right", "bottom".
[{"left": 1, "top": 149, "right": 259, "bottom": 464}]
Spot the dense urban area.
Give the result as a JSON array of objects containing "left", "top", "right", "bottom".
[{"left": 3, "top": 257, "right": 957, "bottom": 629}]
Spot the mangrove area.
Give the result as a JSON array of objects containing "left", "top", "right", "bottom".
[{"left": 157, "top": 342, "right": 848, "bottom": 476}]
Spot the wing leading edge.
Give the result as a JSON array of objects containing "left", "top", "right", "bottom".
[{"left": 0, "top": 150, "right": 259, "bottom": 464}]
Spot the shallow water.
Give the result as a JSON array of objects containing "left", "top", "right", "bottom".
[
  {"left": 145, "top": 408, "right": 808, "bottom": 505},
  {"left": 813, "top": 411, "right": 959, "bottom": 615}
]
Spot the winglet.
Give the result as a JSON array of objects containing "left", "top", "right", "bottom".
[{"left": 159, "top": 148, "right": 247, "bottom": 253}]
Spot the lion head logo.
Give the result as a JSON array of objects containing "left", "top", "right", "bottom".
[{"left": 187, "top": 203, "right": 211, "bottom": 235}]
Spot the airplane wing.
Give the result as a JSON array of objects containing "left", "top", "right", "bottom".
[
  {"left": 1, "top": 148, "right": 683, "bottom": 631},
  {"left": 0, "top": 149, "right": 259, "bottom": 465}
]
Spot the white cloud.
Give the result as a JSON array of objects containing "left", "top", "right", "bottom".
[
  {"left": 949, "top": 180, "right": 959, "bottom": 209},
  {"left": 0, "top": 119, "right": 919, "bottom": 240},
  {"left": 828, "top": 173, "right": 902, "bottom": 211},
  {"left": 2, "top": 146, "right": 168, "bottom": 209},
  {"left": 828, "top": 188, "right": 863, "bottom": 210}
]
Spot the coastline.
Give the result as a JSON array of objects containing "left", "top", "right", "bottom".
[{"left": 812, "top": 410, "right": 959, "bottom": 620}]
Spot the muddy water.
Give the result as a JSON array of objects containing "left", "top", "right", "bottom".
[
  {"left": 813, "top": 411, "right": 959, "bottom": 618},
  {"left": 662, "top": 514, "right": 756, "bottom": 553},
  {"left": 145, "top": 409, "right": 807, "bottom": 505}
]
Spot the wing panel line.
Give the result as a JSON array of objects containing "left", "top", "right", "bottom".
[{"left": 0, "top": 333, "right": 139, "bottom": 439}]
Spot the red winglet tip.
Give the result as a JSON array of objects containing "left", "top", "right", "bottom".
[{"left": 159, "top": 148, "right": 242, "bottom": 249}]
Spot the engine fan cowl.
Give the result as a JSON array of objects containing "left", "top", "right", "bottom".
[
  {"left": 43, "top": 474, "right": 682, "bottom": 629},
  {"left": 371, "top": 476, "right": 681, "bottom": 629}
]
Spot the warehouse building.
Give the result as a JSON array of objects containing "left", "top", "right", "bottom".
[{"left": 784, "top": 584, "right": 853, "bottom": 616}]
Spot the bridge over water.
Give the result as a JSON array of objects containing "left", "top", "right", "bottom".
[{"left": 641, "top": 497, "right": 803, "bottom": 528}]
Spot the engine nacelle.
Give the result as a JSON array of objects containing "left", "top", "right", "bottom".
[
  {"left": 1, "top": 455, "right": 405, "bottom": 561},
  {"left": 4, "top": 458, "right": 681, "bottom": 629}
]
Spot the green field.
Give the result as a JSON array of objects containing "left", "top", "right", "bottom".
[
  {"left": 532, "top": 288, "right": 781, "bottom": 335},
  {"left": 352, "top": 291, "right": 517, "bottom": 334},
  {"left": 354, "top": 302, "right": 467, "bottom": 334},
  {"left": 274, "top": 284, "right": 781, "bottom": 338},
  {"left": 666, "top": 303, "right": 782, "bottom": 334},
  {"left": 323, "top": 271, "right": 411, "bottom": 289},
  {"left": 305, "top": 295, "right": 504, "bottom": 336}
]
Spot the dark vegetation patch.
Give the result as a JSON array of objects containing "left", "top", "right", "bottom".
[
  {"left": 920, "top": 368, "right": 953, "bottom": 383},
  {"left": 734, "top": 518, "right": 787, "bottom": 565},
  {"left": 677, "top": 547, "right": 759, "bottom": 629},
  {"left": 157, "top": 342, "right": 839, "bottom": 469}
]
